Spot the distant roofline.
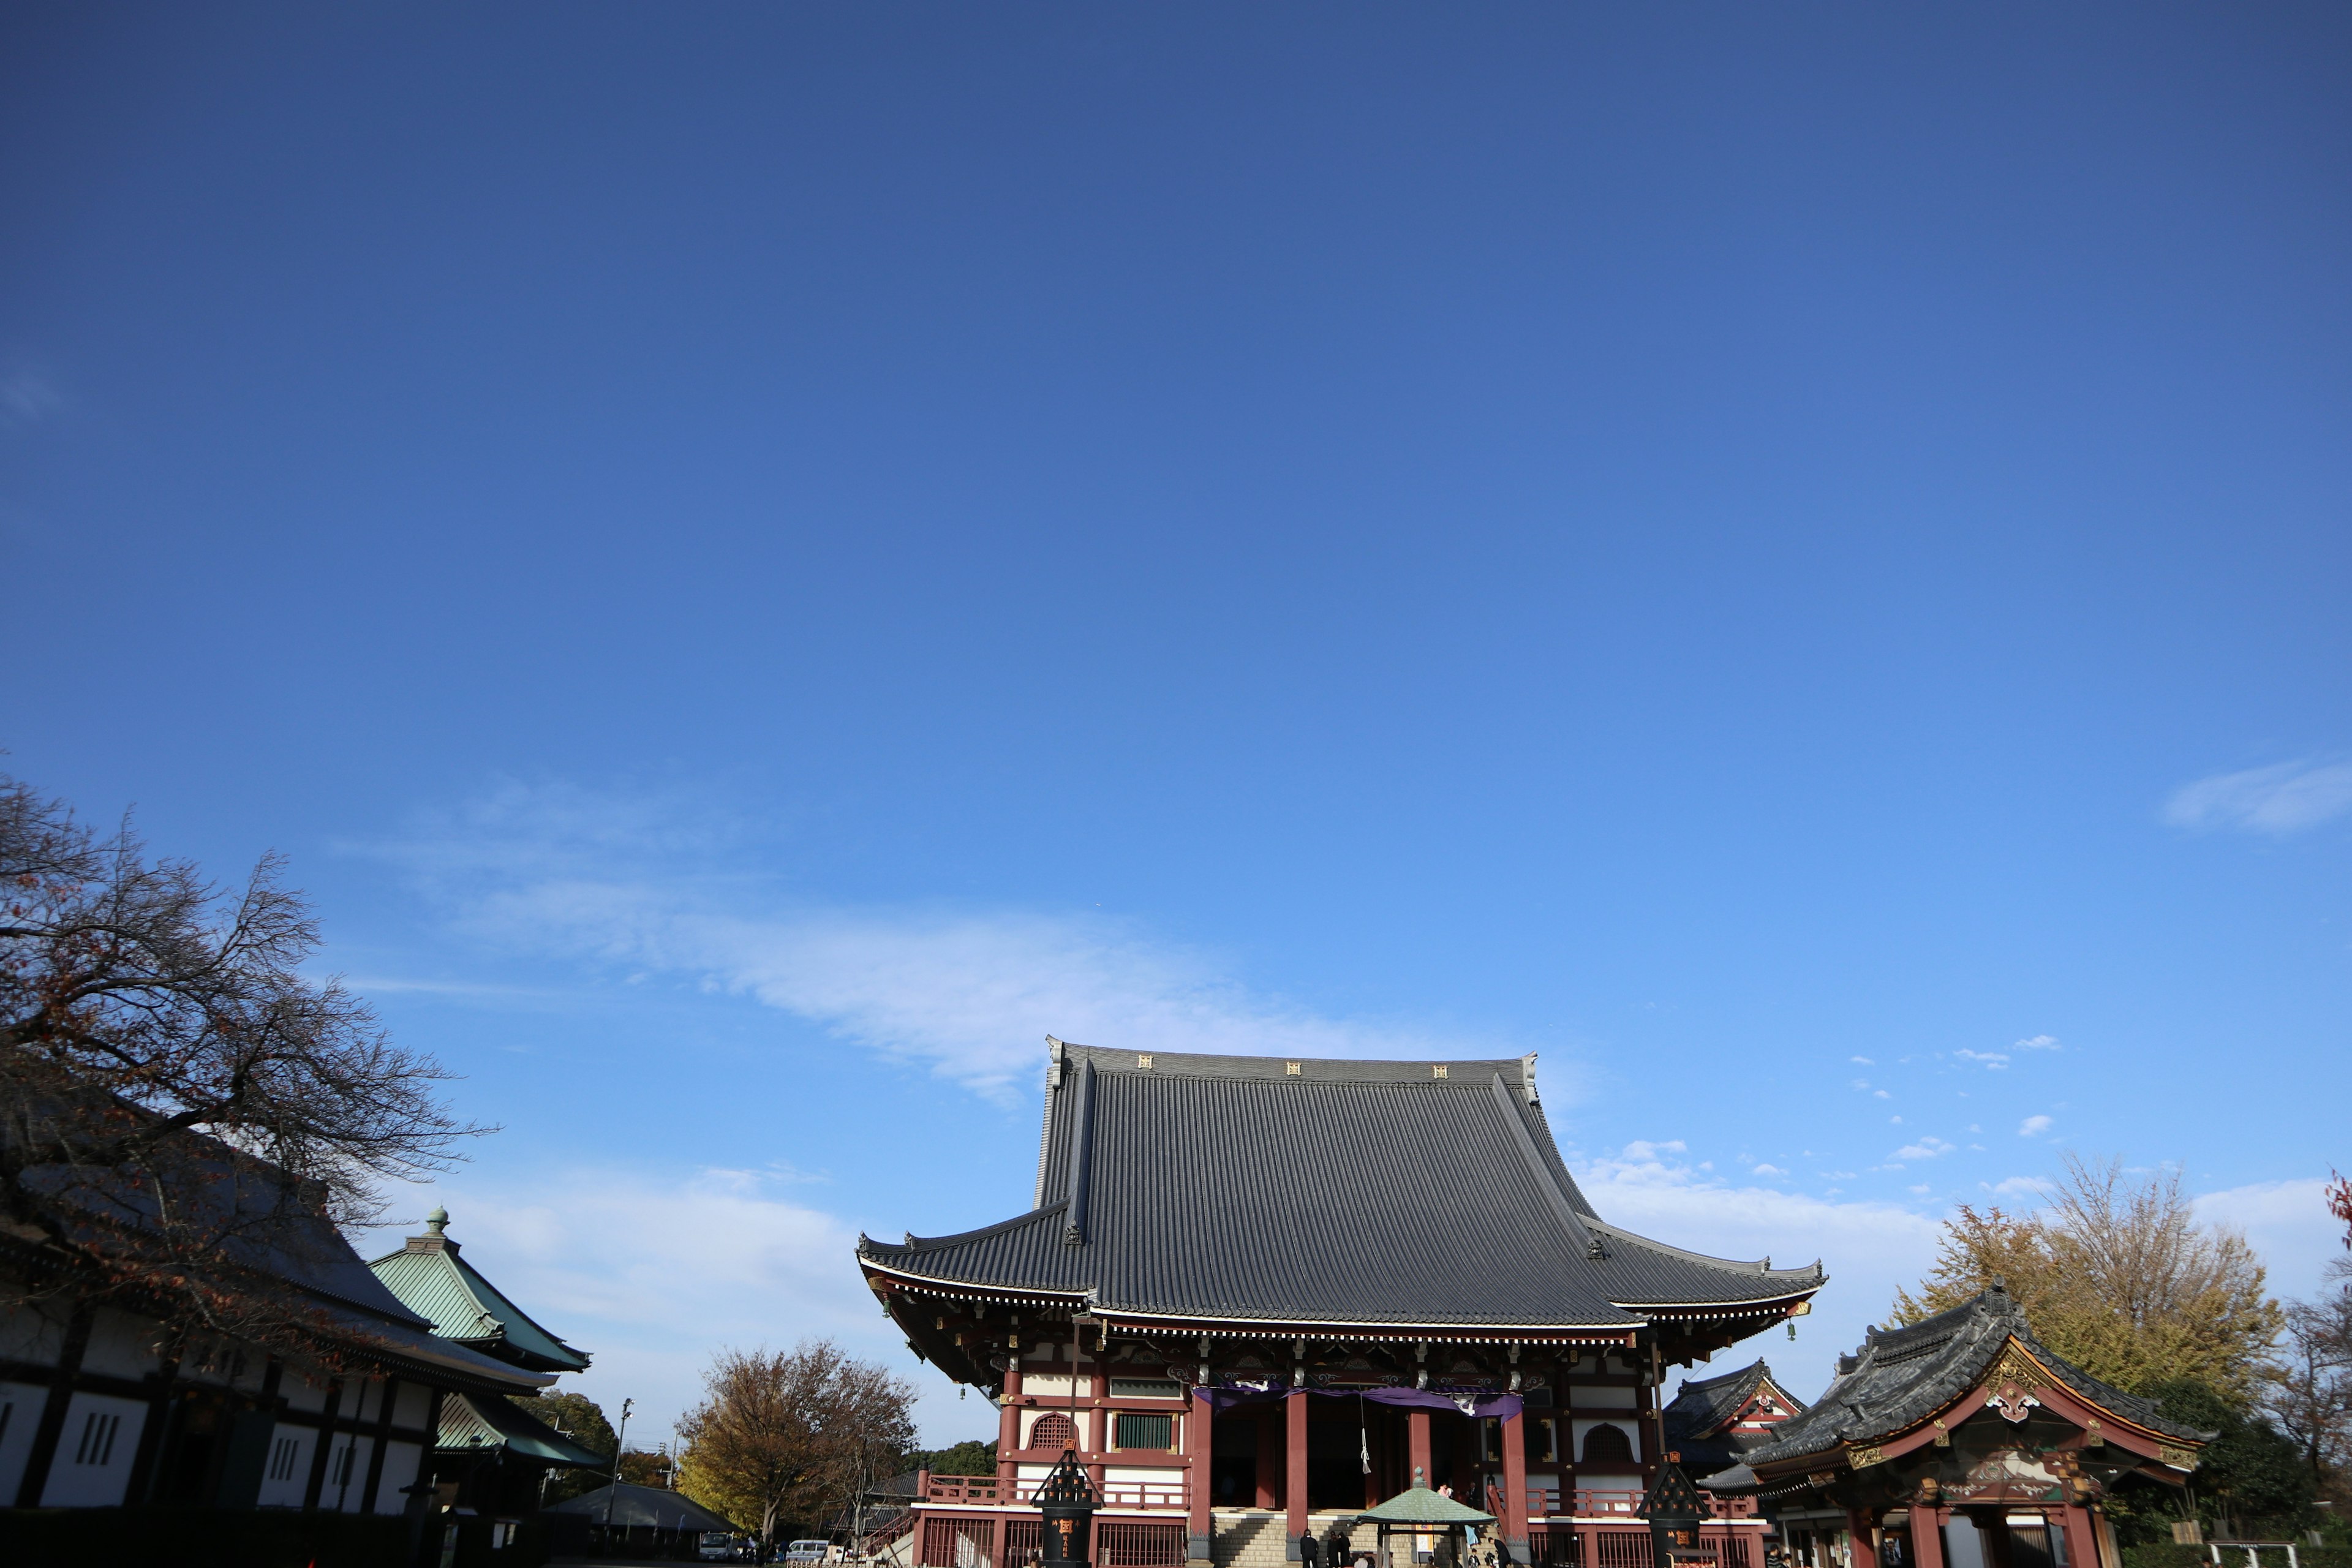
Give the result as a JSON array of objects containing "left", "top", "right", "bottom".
[{"left": 1049, "top": 1040, "right": 1542, "bottom": 1095}]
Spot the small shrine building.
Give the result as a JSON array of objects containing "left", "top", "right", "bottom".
[
  {"left": 857, "top": 1043, "right": 1825, "bottom": 1568},
  {"left": 1696, "top": 1286, "right": 2211, "bottom": 1568},
  {"left": 369, "top": 1207, "right": 607, "bottom": 1552},
  {"left": 1661, "top": 1361, "right": 1806, "bottom": 1479}
]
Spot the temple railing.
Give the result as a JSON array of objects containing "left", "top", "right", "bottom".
[{"left": 914, "top": 1471, "right": 1188, "bottom": 1510}]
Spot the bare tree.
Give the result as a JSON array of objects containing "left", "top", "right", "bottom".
[
  {"left": 1892, "top": 1154, "right": 2282, "bottom": 1402},
  {"left": 0, "top": 769, "right": 486, "bottom": 1349},
  {"left": 677, "top": 1339, "right": 917, "bottom": 1556}
]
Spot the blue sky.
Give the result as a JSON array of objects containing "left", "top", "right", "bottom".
[{"left": 4, "top": 6, "right": 2348, "bottom": 1448}]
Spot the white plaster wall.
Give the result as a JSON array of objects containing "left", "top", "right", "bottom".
[
  {"left": 392, "top": 1381, "right": 431, "bottom": 1428},
  {"left": 255, "top": 1423, "right": 318, "bottom": 1508},
  {"left": 77, "top": 1308, "right": 164, "bottom": 1380},
  {"left": 0, "top": 1302, "right": 68, "bottom": 1366},
  {"left": 374, "top": 1440, "right": 423, "bottom": 1514},
  {"left": 1022, "top": 1373, "right": 1091, "bottom": 1398},
  {"left": 39, "top": 1391, "right": 148, "bottom": 1507},
  {"left": 0, "top": 1381, "right": 50, "bottom": 1503},
  {"left": 282, "top": 1372, "right": 331, "bottom": 1414},
  {"left": 1567, "top": 1385, "right": 1636, "bottom": 1409},
  {"left": 318, "top": 1432, "right": 372, "bottom": 1512}
]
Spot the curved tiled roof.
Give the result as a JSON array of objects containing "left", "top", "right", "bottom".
[
  {"left": 369, "top": 1216, "right": 591, "bottom": 1374},
  {"left": 440, "top": 1391, "right": 610, "bottom": 1467},
  {"left": 1717, "top": 1286, "right": 2210, "bottom": 1475},
  {"left": 861, "top": 1042, "right": 1823, "bottom": 1330}
]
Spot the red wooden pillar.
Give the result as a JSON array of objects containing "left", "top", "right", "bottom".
[
  {"left": 1287, "top": 1391, "right": 1311, "bottom": 1555},
  {"left": 1000, "top": 1361, "right": 1022, "bottom": 1487},
  {"left": 1257, "top": 1406, "right": 1281, "bottom": 1509},
  {"left": 1189, "top": 1392, "right": 1215, "bottom": 1566},
  {"left": 2056, "top": 1507, "right": 2097, "bottom": 1568},
  {"left": 1909, "top": 1509, "right": 1945, "bottom": 1568},
  {"left": 1845, "top": 1510, "right": 1879, "bottom": 1568},
  {"left": 1499, "top": 1412, "right": 1531, "bottom": 1564},
  {"left": 1409, "top": 1409, "right": 1433, "bottom": 1488}
]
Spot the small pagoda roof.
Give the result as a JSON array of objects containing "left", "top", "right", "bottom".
[
  {"left": 1359, "top": 1484, "right": 1497, "bottom": 1526},
  {"left": 438, "top": 1391, "right": 609, "bottom": 1468},
  {"left": 1704, "top": 1284, "right": 2211, "bottom": 1484},
  {"left": 369, "top": 1207, "right": 592, "bottom": 1375},
  {"left": 1662, "top": 1360, "right": 1803, "bottom": 1474},
  {"left": 859, "top": 1043, "right": 1823, "bottom": 1332}
]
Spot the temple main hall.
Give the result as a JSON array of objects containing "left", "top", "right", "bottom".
[{"left": 856, "top": 1041, "right": 1825, "bottom": 1568}]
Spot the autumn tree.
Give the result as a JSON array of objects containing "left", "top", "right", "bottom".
[
  {"left": 1891, "top": 1155, "right": 2282, "bottom": 1403},
  {"left": 0, "top": 771, "right": 485, "bottom": 1348},
  {"left": 678, "top": 1339, "right": 917, "bottom": 1553}
]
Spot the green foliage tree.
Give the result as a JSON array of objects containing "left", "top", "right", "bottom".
[
  {"left": 905, "top": 1439, "right": 997, "bottom": 1476},
  {"left": 2146, "top": 1378, "right": 2314, "bottom": 1538},
  {"left": 1891, "top": 1155, "right": 2283, "bottom": 1404}
]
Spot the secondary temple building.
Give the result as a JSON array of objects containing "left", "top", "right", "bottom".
[
  {"left": 1698, "top": 1286, "right": 2209, "bottom": 1568},
  {"left": 857, "top": 1043, "right": 1825, "bottom": 1568}
]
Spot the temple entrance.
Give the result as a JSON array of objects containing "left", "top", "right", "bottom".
[
  {"left": 1210, "top": 1413, "right": 1259, "bottom": 1507},
  {"left": 1308, "top": 1402, "right": 1370, "bottom": 1509}
]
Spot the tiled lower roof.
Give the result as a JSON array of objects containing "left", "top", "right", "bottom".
[{"left": 1721, "top": 1286, "right": 2209, "bottom": 1472}]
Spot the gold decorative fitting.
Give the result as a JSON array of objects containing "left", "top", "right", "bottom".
[
  {"left": 1286, "top": 1062, "right": 1302, "bottom": 1076},
  {"left": 1932, "top": 1420, "right": 1950, "bottom": 1448},
  {"left": 1846, "top": 1445, "right": 1885, "bottom": 1468},
  {"left": 1137, "top": 1055, "right": 1153, "bottom": 1069},
  {"left": 1987, "top": 1340, "right": 2049, "bottom": 1394},
  {"left": 1431, "top": 1064, "right": 1449, "bottom": 1078},
  {"left": 1809, "top": 1471, "right": 1839, "bottom": 1488},
  {"left": 2158, "top": 1444, "right": 2198, "bottom": 1471},
  {"left": 2084, "top": 1420, "right": 2103, "bottom": 1446}
]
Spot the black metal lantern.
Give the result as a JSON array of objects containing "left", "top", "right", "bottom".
[
  {"left": 1641, "top": 1458, "right": 1707, "bottom": 1568},
  {"left": 1036, "top": 1449, "right": 1100, "bottom": 1568}
]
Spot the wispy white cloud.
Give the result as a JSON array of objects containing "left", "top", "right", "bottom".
[
  {"left": 2014, "top": 1035, "right": 2060, "bottom": 1052},
  {"left": 1575, "top": 1142, "right": 1942, "bottom": 1396},
  {"left": 1955, "top": 1049, "right": 2008, "bottom": 1069},
  {"left": 1850, "top": 1057, "right": 1874, "bottom": 1066},
  {"left": 2018, "top": 1114, "right": 2053, "bottom": 1137},
  {"left": 2194, "top": 1178, "right": 2345, "bottom": 1299},
  {"left": 369, "top": 780, "right": 1503, "bottom": 1099},
  {"left": 1984, "top": 1175, "right": 2050, "bottom": 1197},
  {"left": 2166, "top": 761, "right": 2352, "bottom": 836},
  {"left": 1751, "top": 1163, "right": 1787, "bottom": 1178},
  {"left": 350, "top": 1164, "right": 981, "bottom": 1440},
  {"left": 1894, "top": 1137, "right": 1956, "bottom": 1161}
]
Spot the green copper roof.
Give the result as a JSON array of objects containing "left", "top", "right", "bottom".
[
  {"left": 440, "top": 1392, "right": 609, "bottom": 1468},
  {"left": 368, "top": 1210, "right": 592, "bottom": 1375},
  {"left": 1357, "top": 1486, "right": 1496, "bottom": 1526}
]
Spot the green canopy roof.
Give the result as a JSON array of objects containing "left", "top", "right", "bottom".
[
  {"left": 439, "top": 1392, "right": 609, "bottom": 1468},
  {"left": 1357, "top": 1486, "right": 1496, "bottom": 1526},
  {"left": 369, "top": 1207, "right": 592, "bottom": 1374}
]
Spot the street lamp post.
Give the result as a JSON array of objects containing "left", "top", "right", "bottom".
[{"left": 604, "top": 1399, "right": 635, "bottom": 1540}]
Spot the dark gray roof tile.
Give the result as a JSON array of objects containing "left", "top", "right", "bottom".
[{"left": 862, "top": 1044, "right": 1823, "bottom": 1329}]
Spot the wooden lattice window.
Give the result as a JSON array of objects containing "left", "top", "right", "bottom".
[
  {"left": 1114, "top": 1412, "right": 1172, "bottom": 1450},
  {"left": 1029, "top": 1412, "right": 1077, "bottom": 1450},
  {"left": 1581, "top": 1423, "right": 1634, "bottom": 1465},
  {"left": 1005, "top": 1520, "right": 1044, "bottom": 1566}
]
